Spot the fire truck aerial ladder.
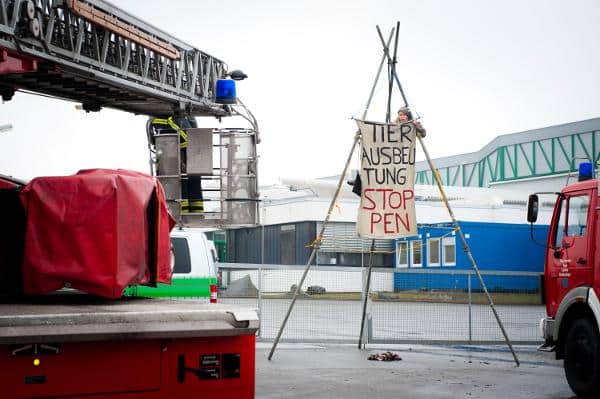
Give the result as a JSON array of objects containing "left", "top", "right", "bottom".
[
  {"left": 0, "top": 0, "right": 230, "bottom": 116},
  {"left": 0, "top": 0, "right": 260, "bottom": 228}
]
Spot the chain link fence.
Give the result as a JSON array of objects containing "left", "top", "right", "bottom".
[{"left": 218, "top": 263, "right": 545, "bottom": 345}]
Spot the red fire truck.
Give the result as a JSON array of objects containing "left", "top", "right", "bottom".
[
  {"left": 0, "top": 1, "right": 259, "bottom": 397},
  {"left": 528, "top": 162, "right": 600, "bottom": 398}
]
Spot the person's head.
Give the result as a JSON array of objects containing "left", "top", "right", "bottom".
[{"left": 398, "top": 107, "right": 412, "bottom": 122}]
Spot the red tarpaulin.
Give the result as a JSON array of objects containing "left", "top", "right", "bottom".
[{"left": 19, "top": 169, "right": 175, "bottom": 298}]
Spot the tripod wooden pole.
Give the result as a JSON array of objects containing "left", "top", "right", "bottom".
[
  {"left": 364, "top": 29, "right": 394, "bottom": 120},
  {"left": 358, "top": 239, "right": 376, "bottom": 348},
  {"left": 268, "top": 132, "right": 360, "bottom": 361},
  {"left": 371, "top": 21, "right": 519, "bottom": 366},
  {"left": 357, "top": 24, "right": 401, "bottom": 350},
  {"left": 417, "top": 135, "right": 520, "bottom": 367}
]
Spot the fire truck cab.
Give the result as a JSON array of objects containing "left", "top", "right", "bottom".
[{"left": 528, "top": 162, "right": 600, "bottom": 398}]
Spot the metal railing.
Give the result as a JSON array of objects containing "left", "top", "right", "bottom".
[{"left": 218, "top": 263, "right": 545, "bottom": 345}]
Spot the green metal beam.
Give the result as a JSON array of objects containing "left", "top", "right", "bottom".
[
  {"left": 518, "top": 143, "right": 534, "bottom": 175},
  {"left": 451, "top": 165, "right": 460, "bottom": 186},
  {"left": 415, "top": 130, "right": 598, "bottom": 187},
  {"left": 498, "top": 146, "right": 505, "bottom": 181},
  {"left": 536, "top": 141, "right": 552, "bottom": 173},
  {"left": 575, "top": 133, "right": 592, "bottom": 163},
  {"left": 465, "top": 163, "right": 477, "bottom": 186},
  {"left": 555, "top": 137, "right": 570, "bottom": 171}
]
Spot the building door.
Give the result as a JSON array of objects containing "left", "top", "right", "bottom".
[
  {"left": 547, "top": 190, "right": 593, "bottom": 315},
  {"left": 281, "top": 224, "right": 296, "bottom": 265}
]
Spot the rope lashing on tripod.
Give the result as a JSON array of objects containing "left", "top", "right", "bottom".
[
  {"left": 305, "top": 235, "right": 323, "bottom": 249},
  {"left": 335, "top": 202, "right": 342, "bottom": 213}
]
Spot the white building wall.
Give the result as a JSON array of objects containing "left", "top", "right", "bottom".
[
  {"left": 490, "top": 173, "right": 577, "bottom": 195},
  {"left": 241, "top": 178, "right": 554, "bottom": 293},
  {"left": 261, "top": 194, "right": 553, "bottom": 227},
  {"left": 229, "top": 269, "right": 394, "bottom": 293}
]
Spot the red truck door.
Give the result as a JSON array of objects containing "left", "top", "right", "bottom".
[{"left": 546, "top": 189, "right": 594, "bottom": 315}]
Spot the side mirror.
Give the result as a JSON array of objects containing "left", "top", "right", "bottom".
[{"left": 527, "top": 194, "right": 539, "bottom": 223}]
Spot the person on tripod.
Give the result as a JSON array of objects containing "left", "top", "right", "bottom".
[{"left": 396, "top": 106, "right": 426, "bottom": 138}]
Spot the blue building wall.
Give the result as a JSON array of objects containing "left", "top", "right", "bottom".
[{"left": 393, "top": 221, "right": 549, "bottom": 292}]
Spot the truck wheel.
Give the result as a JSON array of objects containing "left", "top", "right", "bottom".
[{"left": 564, "top": 317, "right": 600, "bottom": 398}]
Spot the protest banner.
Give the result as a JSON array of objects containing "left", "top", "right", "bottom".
[{"left": 355, "top": 120, "right": 417, "bottom": 239}]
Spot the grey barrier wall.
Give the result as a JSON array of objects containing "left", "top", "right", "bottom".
[{"left": 217, "top": 263, "right": 545, "bottom": 345}]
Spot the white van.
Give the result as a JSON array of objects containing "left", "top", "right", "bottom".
[{"left": 126, "top": 228, "right": 218, "bottom": 298}]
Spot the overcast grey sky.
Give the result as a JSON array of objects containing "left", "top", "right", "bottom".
[{"left": 1, "top": 0, "right": 600, "bottom": 185}]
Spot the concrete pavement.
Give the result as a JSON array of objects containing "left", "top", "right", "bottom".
[{"left": 256, "top": 343, "right": 575, "bottom": 399}]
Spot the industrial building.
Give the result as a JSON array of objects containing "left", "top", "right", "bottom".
[
  {"left": 224, "top": 117, "right": 600, "bottom": 291},
  {"left": 414, "top": 117, "right": 600, "bottom": 193},
  {"left": 393, "top": 221, "right": 548, "bottom": 292}
]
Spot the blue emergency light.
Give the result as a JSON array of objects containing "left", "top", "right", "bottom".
[
  {"left": 578, "top": 162, "right": 594, "bottom": 181},
  {"left": 215, "top": 79, "right": 237, "bottom": 104}
]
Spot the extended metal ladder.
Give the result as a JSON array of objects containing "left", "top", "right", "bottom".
[{"left": 0, "top": 0, "right": 229, "bottom": 117}]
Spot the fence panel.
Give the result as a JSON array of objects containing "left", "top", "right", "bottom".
[{"left": 217, "top": 263, "right": 544, "bottom": 344}]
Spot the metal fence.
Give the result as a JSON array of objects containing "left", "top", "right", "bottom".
[{"left": 217, "top": 263, "right": 545, "bottom": 345}]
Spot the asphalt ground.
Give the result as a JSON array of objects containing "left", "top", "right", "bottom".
[{"left": 256, "top": 343, "right": 575, "bottom": 399}]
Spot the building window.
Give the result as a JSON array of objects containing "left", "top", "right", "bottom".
[
  {"left": 410, "top": 240, "right": 422, "bottom": 268},
  {"left": 374, "top": 253, "right": 393, "bottom": 267},
  {"left": 442, "top": 236, "right": 456, "bottom": 266},
  {"left": 338, "top": 252, "right": 363, "bottom": 267},
  {"left": 317, "top": 251, "right": 337, "bottom": 265},
  {"left": 280, "top": 224, "right": 296, "bottom": 265},
  {"left": 316, "top": 251, "right": 392, "bottom": 267},
  {"left": 397, "top": 241, "right": 408, "bottom": 268},
  {"left": 427, "top": 238, "right": 440, "bottom": 267}
]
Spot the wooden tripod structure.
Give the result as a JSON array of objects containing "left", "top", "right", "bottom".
[{"left": 270, "top": 23, "right": 520, "bottom": 367}]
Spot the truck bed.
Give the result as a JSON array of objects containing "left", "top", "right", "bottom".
[{"left": 0, "top": 295, "right": 258, "bottom": 345}]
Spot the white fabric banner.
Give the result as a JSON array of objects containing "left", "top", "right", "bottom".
[{"left": 355, "top": 120, "right": 417, "bottom": 239}]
